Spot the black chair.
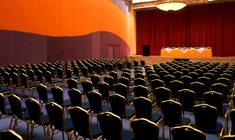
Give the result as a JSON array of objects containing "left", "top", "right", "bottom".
[
  {"left": 103, "top": 75, "right": 115, "bottom": 91},
  {"left": 177, "top": 89, "right": 196, "bottom": 116},
  {"left": 8, "top": 94, "right": 30, "bottom": 138},
  {"left": 114, "top": 83, "right": 134, "bottom": 105},
  {"left": 67, "top": 88, "right": 90, "bottom": 110},
  {"left": 118, "top": 76, "right": 133, "bottom": 93},
  {"left": 109, "top": 94, "right": 136, "bottom": 121},
  {"left": 1, "top": 129, "right": 23, "bottom": 140},
  {"left": 97, "top": 81, "right": 110, "bottom": 104},
  {"left": 97, "top": 111, "right": 134, "bottom": 140},
  {"left": 36, "top": 84, "right": 54, "bottom": 107},
  {"left": 193, "top": 104, "right": 224, "bottom": 136},
  {"left": 163, "top": 74, "right": 175, "bottom": 88},
  {"left": 109, "top": 71, "right": 118, "bottom": 84},
  {"left": 67, "top": 78, "right": 78, "bottom": 89},
  {"left": 133, "top": 85, "right": 149, "bottom": 98},
  {"left": 180, "top": 75, "right": 193, "bottom": 89},
  {"left": 87, "top": 90, "right": 111, "bottom": 122},
  {"left": 154, "top": 87, "right": 171, "bottom": 110},
  {"left": 133, "top": 97, "right": 162, "bottom": 124},
  {"left": 81, "top": 80, "right": 93, "bottom": 100},
  {"left": 150, "top": 79, "right": 164, "bottom": 93},
  {"left": 69, "top": 106, "right": 102, "bottom": 140},
  {"left": 171, "top": 125, "right": 206, "bottom": 140},
  {"left": 190, "top": 81, "right": 205, "bottom": 102},
  {"left": 25, "top": 98, "right": 50, "bottom": 139},
  {"left": 169, "top": 80, "right": 184, "bottom": 99},
  {"left": 20, "top": 73, "right": 37, "bottom": 98},
  {"left": 44, "top": 71, "right": 63, "bottom": 87},
  {"left": 160, "top": 99, "right": 191, "bottom": 138},
  {"left": 188, "top": 71, "right": 199, "bottom": 82},
  {"left": 133, "top": 77, "right": 146, "bottom": 86},
  {"left": 0, "top": 93, "right": 13, "bottom": 119},
  {"left": 45, "top": 102, "right": 73, "bottom": 140},
  {"left": 51, "top": 86, "right": 71, "bottom": 116},
  {"left": 204, "top": 91, "right": 227, "bottom": 116},
  {"left": 90, "top": 74, "right": 100, "bottom": 89},
  {"left": 197, "top": 76, "right": 211, "bottom": 92},
  {"left": 131, "top": 118, "right": 163, "bottom": 140},
  {"left": 211, "top": 83, "right": 230, "bottom": 103}
]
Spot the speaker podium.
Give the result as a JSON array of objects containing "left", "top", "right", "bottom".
[{"left": 142, "top": 45, "right": 150, "bottom": 56}]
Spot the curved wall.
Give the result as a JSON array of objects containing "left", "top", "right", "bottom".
[{"left": 0, "top": 0, "right": 135, "bottom": 67}]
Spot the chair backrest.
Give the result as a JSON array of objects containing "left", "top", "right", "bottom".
[
  {"left": 211, "top": 83, "right": 229, "bottom": 101},
  {"left": 12, "top": 72, "right": 19, "bottom": 86},
  {"left": 114, "top": 83, "right": 128, "bottom": 99},
  {"left": 67, "top": 78, "right": 78, "bottom": 89},
  {"left": 163, "top": 74, "right": 175, "bottom": 88},
  {"left": 44, "top": 71, "right": 53, "bottom": 83},
  {"left": 19, "top": 73, "right": 28, "bottom": 87},
  {"left": 133, "top": 77, "right": 146, "bottom": 86},
  {"left": 51, "top": 86, "right": 64, "bottom": 106},
  {"left": 109, "top": 71, "right": 118, "bottom": 83},
  {"left": 45, "top": 102, "right": 65, "bottom": 131},
  {"left": 118, "top": 77, "right": 130, "bottom": 89},
  {"left": 97, "top": 82, "right": 110, "bottom": 99},
  {"left": 154, "top": 87, "right": 171, "bottom": 107},
  {"left": 215, "top": 77, "right": 231, "bottom": 88},
  {"left": 8, "top": 94, "right": 24, "bottom": 119},
  {"left": 65, "top": 68, "right": 72, "bottom": 79},
  {"left": 160, "top": 100, "right": 183, "bottom": 127},
  {"left": 87, "top": 90, "right": 103, "bottom": 113},
  {"left": 36, "top": 84, "right": 49, "bottom": 103},
  {"left": 109, "top": 94, "right": 126, "bottom": 118},
  {"left": 177, "top": 89, "right": 196, "bottom": 112},
  {"left": 81, "top": 80, "right": 93, "bottom": 95},
  {"left": 148, "top": 74, "right": 160, "bottom": 83},
  {"left": 1, "top": 129, "right": 23, "bottom": 140},
  {"left": 188, "top": 71, "right": 199, "bottom": 82},
  {"left": 133, "top": 85, "right": 148, "bottom": 98},
  {"left": 97, "top": 112, "right": 122, "bottom": 140},
  {"left": 68, "top": 88, "right": 82, "bottom": 107},
  {"left": 189, "top": 81, "right": 205, "bottom": 100},
  {"left": 180, "top": 75, "right": 193, "bottom": 89},
  {"left": 172, "top": 125, "right": 206, "bottom": 140},
  {"left": 133, "top": 97, "right": 153, "bottom": 120},
  {"left": 90, "top": 74, "right": 100, "bottom": 88},
  {"left": 193, "top": 104, "right": 219, "bottom": 134},
  {"left": 131, "top": 118, "right": 159, "bottom": 140},
  {"left": 204, "top": 91, "right": 224, "bottom": 113},
  {"left": 103, "top": 76, "right": 114, "bottom": 90},
  {"left": 25, "top": 98, "right": 43, "bottom": 125},
  {"left": 197, "top": 76, "right": 211, "bottom": 91},
  {"left": 69, "top": 106, "right": 93, "bottom": 139},
  {"left": 150, "top": 79, "right": 164, "bottom": 91},
  {"left": 169, "top": 80, "right": 184, "bottom": 98}
]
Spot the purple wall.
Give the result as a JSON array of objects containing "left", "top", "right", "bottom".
[{"left": 0, "top": 30, "right": 130, "bottom": 67}]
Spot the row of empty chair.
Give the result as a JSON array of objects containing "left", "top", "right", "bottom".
[{"left": 0, "top": 58, "right": 235, "bottom": 139}]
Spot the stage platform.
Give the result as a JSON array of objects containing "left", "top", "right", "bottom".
[{"left": 128, "top": 55, "right": 235, "bottom": 66}]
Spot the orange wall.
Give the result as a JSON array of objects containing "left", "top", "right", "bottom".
[{"left": 0, "top": 0, "right": 135, "bottom": 49}]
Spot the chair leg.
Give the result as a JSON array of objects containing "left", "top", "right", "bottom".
[
  {"left": 29, "top": 123, "right": 35, "bottom": 139},
  {"left": 50, "top": 129, "right": 55, "bottom": 140},
  {"left": 9, "top": 117, "right": 14, "bottom": 129}
]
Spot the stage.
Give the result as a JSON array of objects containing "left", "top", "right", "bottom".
[{"left": 128, "top": 55, "right": 235, "bottom": 66}]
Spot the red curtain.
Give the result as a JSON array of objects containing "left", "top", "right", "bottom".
[{"left": 136, "top": 2, "right": 235, "bottom": 56}]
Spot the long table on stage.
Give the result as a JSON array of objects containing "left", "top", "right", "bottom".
[{"left": 160, "top": 48, "right": 212, "bottom": 57}]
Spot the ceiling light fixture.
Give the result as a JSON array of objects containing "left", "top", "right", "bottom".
[{"left": 156, "top": 0, "right": 186, "bottom": 11}]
